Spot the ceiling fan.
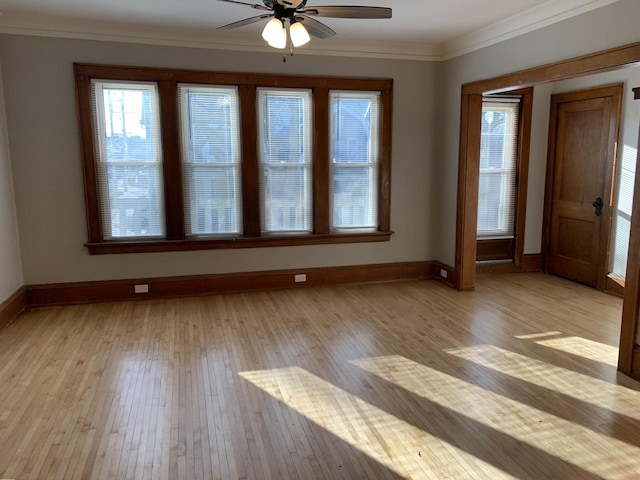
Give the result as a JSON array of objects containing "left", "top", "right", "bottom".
[{"left": 217, "top": 0, "right": 392, "bottom": 50}]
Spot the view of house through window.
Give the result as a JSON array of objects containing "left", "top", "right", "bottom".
[
  {"left": 77, "top": 65, "right": 392, "bottom": 253},
  {"left": 179, "top": 85, "right": 242, "bottom": 236},
  {"left": 330, "top": 91, "right": 380, "bottom": 230},
  {"left": 258, "top": 89, "right": 313, "bottom": 233},
  {"left": 477, "top": 98, "right": 520, "bottom": 239},
  {"left": 92, "top": 81, "right": 165, "bottom": 240}
]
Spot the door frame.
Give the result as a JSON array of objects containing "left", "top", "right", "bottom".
[
  {"left": 541, "top": 84, "right": 623, "bottom": 290},
  {"left": 454, "top": 41, "right": 640, "bottom": 375}
]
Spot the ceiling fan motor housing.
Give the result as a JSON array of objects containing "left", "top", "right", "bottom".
[{"left": 275, "top": 0, "right": 307, "bottom": 9}]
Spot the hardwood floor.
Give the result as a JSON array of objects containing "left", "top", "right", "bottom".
[{"left": 0, "top": 273, "right": 639, "bottom": 479}]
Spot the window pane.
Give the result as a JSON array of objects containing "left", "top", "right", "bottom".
[
  {"left": 610, "top": 144, "right": 637, "bottom": 278},
  {"left": 330, "top": 91, "right": 380, "bottom": 229},
  {"left": 92, "top": 81, "right": 165, "bottom": 239},
  {"left": 258, "top": 89, "right": 312, "bottom": 233},
  {"left": 179, "top": 85, "right": 242, "bottom": 236},
  {"left": 477, "top": 100, "right": 519, "bottom": 237}
]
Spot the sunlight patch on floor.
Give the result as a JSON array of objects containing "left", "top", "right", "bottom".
[
  {"left": 515, "top": 331, "right": 563, "bottom": 340},
  {"left": 239, "top": 367, "right": 513, "bottom": 479},
  {"left": 446, "top": 344, "right": 640, "bottom": 420},
  {"left": 534, "top": 335, "right": 619, "bottom": 367},
  {"left": 352, "top": 355, "right": 640, "bottom": 479}
]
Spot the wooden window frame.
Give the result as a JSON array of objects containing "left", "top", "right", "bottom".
[
  {"left": 476, "top": 88, "right": 533, "bottom": 265},
  {"left": 74, "top": 64, "right": 393, "bottom": 254}
]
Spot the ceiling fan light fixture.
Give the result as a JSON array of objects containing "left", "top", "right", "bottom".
[
  {"left": 262, "top": 18, "right": 286, "bottom": 48},
  {"left": 289, "top": 21, "right": 310, "bottom": 47}
]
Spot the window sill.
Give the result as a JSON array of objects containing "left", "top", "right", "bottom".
[{"left": 86, "top": 231, "right": 394, "bottom": 255}]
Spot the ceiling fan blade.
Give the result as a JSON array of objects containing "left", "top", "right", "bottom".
[
  {"left": 217, "top": 13, "right": 273, "bottom": 30},
  {"left": 216, "top": 0, "right": 271, "bottom": 11},
  {"left": 295, "top": 15, "right": 336, "bottom": 39},
  {"left": 299, "top": 6, "right": 392, "bottom": 19}
]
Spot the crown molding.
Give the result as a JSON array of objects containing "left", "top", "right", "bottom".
[
  {"left": 0, "top": 0, "right": 623, "bottom": 62},
  {"left": 0, "top": 13, "right": 443, "bottom": 62},
  {"left": 442, "top": 0, "right": 621, "bottom": 60}
]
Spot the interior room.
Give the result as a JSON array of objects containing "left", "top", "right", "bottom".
[{"left": 1, "top": 0, "right": 640, "bottom": 478}]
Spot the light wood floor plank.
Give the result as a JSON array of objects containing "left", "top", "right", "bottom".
[{"left": 1, "top": 273, "right": 639, "bottom": 479}]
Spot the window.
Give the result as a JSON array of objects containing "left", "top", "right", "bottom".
[
  {"left": 330, "top": 91, "right": 380, "bottom": 230},
  {"left": 610, "top": 143, "right": 637, "bottom": 278},
  {"left": 75, "top": 65, "right": 393, "bottom": 254},
  {"left": 477, "top": 99, "right": 519, "bottom": 238},
  {"left": 475, "top": 89, "right": 532, "bottom": 265},
  {"left": 92, "top": 81, "right": 165, "bottom": 240},
  {"left": 178, "top": 85, "right": 242, "bottom": 237},
  {"left": 258, "top": 89, "right": 313, "bottom": 233}
]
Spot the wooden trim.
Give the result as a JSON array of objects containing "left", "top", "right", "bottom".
[
  {"left": 0, "top": 287, "right": 27, "bottom": 329},
  {"left": 455, "top": 93, "right": 483, "bottom": 291},
  {"left": 434, "top": 261, "right": 457, "bottom": 289},
  {"left": 313, "top": 87, "right": 330, "bottom": 234},
  {"left": 476, "top": 254, "right": 542, "bottom": 274},
  {"left": 598, "top": 85, "right": 623, "bottom": 291},
  {"left": 514, "top": 88, "right": 534, "bottom": 270},
  {"left": 522, "top": 254, "right": 542, "bottom": 272},
  {"left": 462, "top": 42, "right": 640, "bottom": 96},
  {"left": 605, "top": 273, "right": 625, "bottom": 297},
  {"left": 74, "top": 64, "right": 394, "bottom": 91},
  {"left": 476, "top": 262, "right": 517, "bottom": 275},
  {"left": 632, "top": 348, "right": 640, "bottom": 377},
  {"left": 85, "top": 230, "right": 393, "bottom": 254},
  {"left": 239, "top": 84, "right": 261, "bottom": 237},
  {"left": 26, "top": 261, "right": 434, "bottom": 306},
  {"left": 476, "top": 238, "right": 514, "bottom": 262},
  {"left": 378, "top": 86, "right": 393, "bottom": 232},
  {"left": 74, "top": 65, "right": 102, "bottom": 243},
  {"left": 541, "top": 96, "right": 559, "bottom": 274},
  {"left": 619, "top": 87, "right": 640, "bottom": 373},
  {"left": 158, "top": 80, "right": 185, "bottom": 240}
]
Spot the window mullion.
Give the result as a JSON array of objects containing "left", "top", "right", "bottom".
[
  {"left": 239, "top": 84, "right": 261, "bottom": 237},
  {"left": 158, "top": 80, "right": 185, "bottom": 240},
  {"left": 313, "top": 87, "right": 330, "bottom": 235},
  {"left": 378, "top": 88, "right": 392, "bottom": 232}
]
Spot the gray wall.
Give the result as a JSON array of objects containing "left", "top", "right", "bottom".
[
  {"left": 0, "top": 35, "right": 439, "bottom": 284},
  {"left": 436, "top": 0, "right": 640, "bottom": 266},
  {"left": 0, "top": 62, "right": 22, "bottom": 302},
  {"left": 3, "top": 0, "right": 640, "bottom": 287}
]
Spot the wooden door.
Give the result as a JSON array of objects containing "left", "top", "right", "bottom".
[{"left": 545, "top": 85, "right": 622, "bottom": 288}]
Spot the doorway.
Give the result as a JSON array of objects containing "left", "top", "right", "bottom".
[{"left": 543, "top": 84, "right": 623, "bottom": 289}]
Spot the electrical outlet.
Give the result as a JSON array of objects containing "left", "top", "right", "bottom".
[
  {"left": 134, "top": 284, "right": 149, "bottom": 294},
  {"left": 294, "top": 274, "right": 307, "bottom": 283},
  {"left": 440, "top": 269, "right": 448, "bottom": 279}
]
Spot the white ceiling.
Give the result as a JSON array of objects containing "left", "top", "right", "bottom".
[{"left": 0, "top": 0, "right": 621, "bottom": 60}]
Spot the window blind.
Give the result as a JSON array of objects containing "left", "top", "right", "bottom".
[
  {"left": 477, "top": 99, "right": 520, "bottom": 238},
  {"left": 257, "top": 88, "right": 313, "bottom": 233},
  {"left": 91, "top": 81, "right": 165, "bottom": 240},
  {"left": 610, "top": 144, "right": 637, "bottom": 278},
  {"left": 178, "top": 85, "right": 242, "bottom": 236},
  {"left": 329, "top": 91, "right": 380, "bottom": 230}
]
